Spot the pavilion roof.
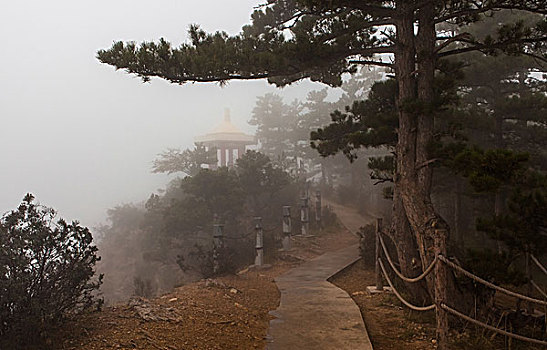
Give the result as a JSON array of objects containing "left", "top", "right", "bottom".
[{"left": 194, "top": 109, "right": 255, "bottom": 144}]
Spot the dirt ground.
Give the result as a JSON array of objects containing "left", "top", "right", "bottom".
[
  {"left": 42, "top": 212, "right": 545, "bottom": 350},
  {"left": 330, "top": 260, "right": 438, "bottom": 350},
  {"left": 54, "top": 224, "right": 357, "bottom": 350},
  {"left": 331, "top": 259, "right": 546, "bottom": 350}
]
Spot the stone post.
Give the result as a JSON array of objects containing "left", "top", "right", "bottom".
[
  {"left": 254, "top": 217, "right": 264, "bottom": 266},
  {"left": 300, "top": 196, "right": 309, "bottom": 236},
  {"left": 213, "top": 224, "right": 224, "bottom": 274},
  {"left": 282, "top": 206, "right": 292, "bottom": 251},
  {"left": 315, "top": 190, "right": 322, "bottom": 229}
]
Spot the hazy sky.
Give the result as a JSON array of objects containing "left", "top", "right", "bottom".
[{"left": 0, "top": 1, "right": 325, "bottom": 228}]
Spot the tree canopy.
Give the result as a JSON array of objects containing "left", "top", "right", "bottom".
[
  {"left": 98, "top": 1, "right": 546, "bottom": 87},
  {"left": 98, "top": 0, "right": 547, "bottom": 327}
]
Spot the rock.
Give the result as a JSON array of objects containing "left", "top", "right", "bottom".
[
  {"left": 169, "top": 297, "right": 178, "bottom": 302},
  {"left": 128, "top": 297, "right": 181, "bottom": 322},
  {"left": 229, "top": 288, "right": 238, "bottom": 294},
  {"left": 236, "top": 267, "right": 249, "bottom": 275},
  {"left": 205, "top": 278, "right": 226, "bottom": 288}
]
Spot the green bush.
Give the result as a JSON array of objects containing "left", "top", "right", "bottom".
[{"left": 0, "top": 194, "right": 103, "bottom": 349}]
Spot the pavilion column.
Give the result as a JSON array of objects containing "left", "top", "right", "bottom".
[
  {"left": 220, "top": 147, "right": 227, "bottom": 167},
  {"left": 228, "top": 148, "right": 234, "bottom": 167},
  {"left": 238, "top": 147, "right": 246, "bottom": 161}
]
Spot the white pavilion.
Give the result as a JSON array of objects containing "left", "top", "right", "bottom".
[{"left": 194, "top": 108, "right": 255, "bottom": 168}]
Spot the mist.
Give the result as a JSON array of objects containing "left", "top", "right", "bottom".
[{"left": 0, "top": 0, "right": 323, "bottom": 227}]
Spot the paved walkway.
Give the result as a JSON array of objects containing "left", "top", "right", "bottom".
[{"left": 266, "top": 203, "right": 374, "bottom": 350}]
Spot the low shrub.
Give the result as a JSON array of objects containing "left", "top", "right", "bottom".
[{"left": 0, "top": 194, "right": 103, "bottom": 349}]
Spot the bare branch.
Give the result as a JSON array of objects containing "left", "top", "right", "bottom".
[{"left": 348, "top": 60, "right": 394, "bottom": 68}]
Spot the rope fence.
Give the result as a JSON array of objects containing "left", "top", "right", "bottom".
[
  {"left": 437, "top": 254, "right": 547, "bottom": 306},
  {"left": 222, "top": 225, "right": 280, "bottom": 240},
  {"left": 372, "top": 221, "right": 547, "bottom": 348},
  {"left": 378, "top": 258, "right": 436, "bottom": 311},
  {"left": 378, "top": 233, "right": 436, "bottom": 283},
  {"left": 223, "top": 230, "right": 257, "bottom": 240},
  {"left": 531, "top": 254, "right": 547, "bottom": 276},
  {"left": 441, "top": 303, "right": 547, "bottom": 346},
  {"left": 531, "top": 280, "right": 547, "bottom": 299}
]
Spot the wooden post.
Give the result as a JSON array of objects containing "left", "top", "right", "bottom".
[
  {"left": 315, "top": 190, "right": 322, "bottom": 230},
  {"left": 525, "top": 250, "right": 533, "bottom": 314},
  {"left": 254, "top": 217, "right": 264, "bottom": 266},
  {"left": 375, "top": 218, "right": 384, "bottom": 291},
  {"left": 434, "top": 229, "right": 449, "bottom": 350},
  {"left": 213, "top": 224, "right": 224, "bottom": 274},
  {"left": 282, "top": 206, "right": 292, "bottom": 251}
]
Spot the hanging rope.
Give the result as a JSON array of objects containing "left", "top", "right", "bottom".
[
  {"left": 223, "top": 230, "right": 256, "bottom": 240},
  {"left": 263, "top": 225, "right": 280, "bottom": 233},
  {"left": 441, "top": 303, "right": 547, "bottom": 346},
  {"left": 530, "top": 254, "right": 547, "bottom": 276},
  {"left": 378, "top": 258, "right": 436, "bottom": 312},
  {"left": 531, "top": 280, "right": 547, "bottom": 299},
  {"left": 438, "top": 255, "right": 547, "bottom": 306},
  {"left": 378, "top": 233, "right": 437, "bottom": 283}
]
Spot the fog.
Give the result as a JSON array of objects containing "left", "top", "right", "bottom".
[{"left": 0, "top": 0, "right": 321, "bottom": 227}]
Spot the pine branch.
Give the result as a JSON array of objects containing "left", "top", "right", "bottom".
[
  {"left": 435, "top": 1, "right": 547, "bottom": 24},
  {"left": 438, "top": 36, "right": 547, "bottom": 61},
  {"left": 435, "top": 33, "right": 474, "bottom": 53}
]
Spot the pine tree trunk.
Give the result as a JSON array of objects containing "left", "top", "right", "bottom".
[
  {"left": 394, "top": 4, "right": 469, "bottom": 311},
  {"left": 390, "top": 186, "right": 430, "bottom": 304},
  {"left": 494, "top": 107, "right": 504, "bottom": 253},
  {"left": 454, "top": 180, "right": 464, "bottom": 251}
]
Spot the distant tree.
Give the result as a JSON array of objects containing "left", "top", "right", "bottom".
[
  {"left": 250, "top": 93, "right": 302, "bottom": 169},
  {"left": 181, "top": 167, "right": 245, "bottom": 222},
  {"left": 0, "top": 194, "right": 103, "bottom": 349},
  {"left": 476, "top": 171, "right": 547, "bottom": 257},
  {"left": 152, "top": 143, "right": 217, "bottom": 176},
  {"left": 235, "top": 150, "right": 292, "bottom": 215}
]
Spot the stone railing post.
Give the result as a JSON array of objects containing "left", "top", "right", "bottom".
[
  {"left": 254, "top": 217, "right": 264, "bottom": 266},
  {"left": 213, "top": 224, "right": 224, "bottom": 274},
  {"left": 300, "top": 196, "right": 309, "bottom": 236},
  {"left": 282, "top": 206, "right": 292, "bottom": 251},
  {"left": 315, "top": 190, "right": 322, "bottom": 230}
]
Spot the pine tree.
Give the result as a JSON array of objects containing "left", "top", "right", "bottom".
[{"left": 98, "top": 1, "right": 547, "bottom": 305}]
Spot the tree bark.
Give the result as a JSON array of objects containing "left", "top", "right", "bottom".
[
  {"left": 454, "top": 180, "right": 464, "bottom": 251},
  {"left": 390, "top": 186, "right": 430, "bottom": 303},
  {"left": 393, "top": 4, "right": 468, "bottom": 310}
]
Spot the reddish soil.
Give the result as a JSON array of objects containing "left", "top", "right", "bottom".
[
  {"left": 54, "top": 224, "right": 357, "bottom": 350},
  {"left": 331, "top": 259, "right": 546, "bottom": 350},
  {"left": 330, "top": 260, "right": 438, "bottom": 350}
]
